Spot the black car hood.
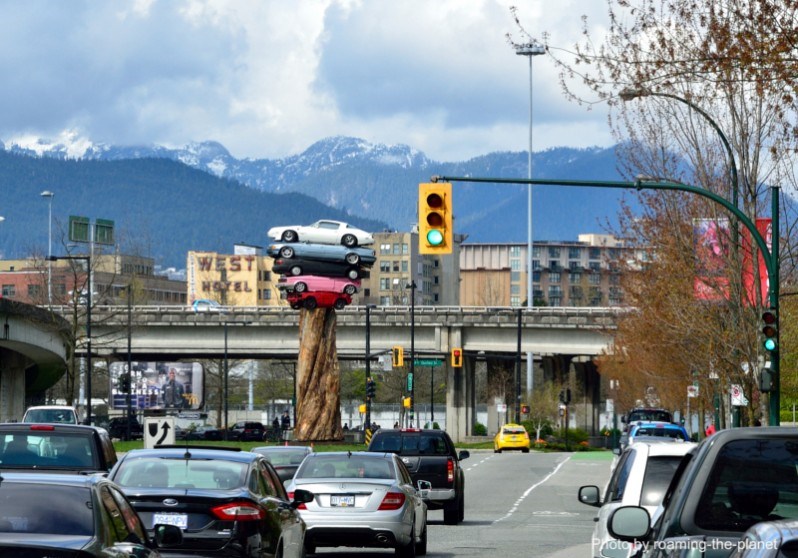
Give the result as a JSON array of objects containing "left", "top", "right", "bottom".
[{"left": 0, "top": 534, "right": 92, "bottom": 554}]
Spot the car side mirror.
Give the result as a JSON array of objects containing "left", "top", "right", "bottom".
[
  {"left": 607, "top": 506, "right": 651, "bottom": 541},
  {"left": 417, "top": 480, "right": 432, "bottom": 497},
  {"left": 458, "top": 450, "right": 470, "bottom": 461},
  {"left": 291, "top": 488, "right": 314, "bottom": 509},
  {"left": 578, "top": 485, "right": 601, "bottom": 507}
]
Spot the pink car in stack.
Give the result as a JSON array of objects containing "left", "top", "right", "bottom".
[{"left": 277, "top": 275, "right": 359, "bottom": 295}]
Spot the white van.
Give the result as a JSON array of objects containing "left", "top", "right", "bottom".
[{"left": 22, "top": 405, "right": 83, "bottom": 425}]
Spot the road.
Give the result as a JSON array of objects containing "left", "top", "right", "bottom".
[{"left": 313, "top": 450, "right": 615, "bottom": 557}]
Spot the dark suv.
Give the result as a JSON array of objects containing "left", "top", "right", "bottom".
[
  {"left": 107, "top": 416, "right": 144, "bottom": 441},
  {"left": 228, "top": 421, "right": 267, "bottom": 442}
]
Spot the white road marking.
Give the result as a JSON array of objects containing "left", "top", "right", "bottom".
[
  {"left": 493, "top": 456, "right": 572, "bottom": 524},
  {"left": 465, "top": 455, "right": 494, "bottom": 470}
]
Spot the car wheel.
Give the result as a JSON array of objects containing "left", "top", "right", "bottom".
[
  {"left": 346, "top": 268, "right": 360, "bottom": 280},
  {"left": 334, "top": 298, "right": 347, "bottom": 310},
  {"left": 280, "top": 246, "right": 295, "bottom": 258},
  {"left": 294, "top": 282, "right": 307, "bottom": 293},
  {"left": 493, "top": 447, "right": 499, "bottom": 453},
  {"left": 522, "top": 448, "right": 530, "bottom": 453},
  {"left": 290, "top": 302, "right": 301, "bottom": 310},
  {"left": 396, "top": 523, "right": 416, "bottom": 557},
  {"left": 345, "top": 252, "right": 360, "bottom": 265},
  {"left": 282, "top": 230, "right": 298, "bottom": 243},
  {"left": 443, "top": 502, "right": 458, "bottom": 525},
  {"left": 458, "top": 494, "right": 465, "bottom": 522},
  {"left": 290, "top": 265, "right": 302, "bottom": 276},
  {"left": 496, "top": 448, "right": 502, "bottom": 453},
  {"left": 415, "top": 521, "right": 428, "bottom": 556},
  {"left": 342, "top": 234, "right": 357, "bottom": 247},
  {"left": 344, "top": 284, "right": 357, "bottom": 295},
  {"left": 304, "top": 297, "right": 318, "bottom": 310}
]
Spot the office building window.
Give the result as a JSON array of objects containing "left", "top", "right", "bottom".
[
  {"left": 1, "top": 285, "right": 15, "bottom": 297},
  {"left": 510, "top": 246, "right": 521, "bottom": 257},
  {"left": 511, "top": 271, "right": 520, "bottom": 282},
  {"left": 402, "top": 260, "right": 408, "bottom": 272},
  {"left": 434, "top": 275, "right": 439, "bottom": 285},
  {"left": 403, "top": 243, "right": 409, "bottom": 254},
  {"left": 569, "top": 261, "right": 581, "bottom": 270},
  {"left": 532, "top": 246, "right": 541, "bottom": 258},
  {"left": 380, "top": 278, "right": 391, "bottom": 290},
  {"left": 380, "top": 296, "right": 391, "bottom": 305},
  {"left": 510, "top": 259, "right": 520, "bottom": 271},
  {"left": 393, "top": 243, "right": 400, "bottom": 254},
  {"left": 568, "top": 246, "right": 582, "bottom": 259},
  {"left": 393, "top": 261, "right": 400, "bottom": 272},
  {"left": 589, "top": 262, "right": 601, "bottom": 272},
  {"left": 589, "top": 247, "right": 601, "bottom": 259},
  {"left": 380, "top": 261, "right": 390, "bottom": 272},
  {"left": 532, "top": 260, "right": 541, "bottom": 271},
  {"left": 510, "top": 296, "right": 521, "bottom": 306},
  {"left": 550, "top": 261, "right": 562, "bottom": 272},
  {"left": 571, "top": 272, "right": 582, "bottom": 283},
  {"left": 511, "top": 284, "right": 520, "bottom": 295},
  {"left": 533, "top": 271, "right": 541, "bottom": 282},
  {"left": 263, "top": 289, "right": 271, "bottom": 300},
  {"left": 549, "top": 272, "right": 561, "bottom": 283},
  {"left": 548, "top": 247, "right": 561, "bottom": 258},
  {"left": 589, "top": 273, "right": 601, "bottom": 285},
  {"left": 380, "top": 243, "right": 391, "bottom": 254},
  {"left": 28, "top": 284, "right": 41, "bottom": 296}
]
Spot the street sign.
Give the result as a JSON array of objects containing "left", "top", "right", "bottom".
[
  {"left": 413, "top": 359, "right": 442, "bottom": 367},
  {"left": 687, "top": 385, "right": 699, "bottom": 398},
  {"left": 144, "top": 417, "right": 175, "bottom": 449},
  {"left": 730, "top": 384, "right": 748, "bottom": 407}
]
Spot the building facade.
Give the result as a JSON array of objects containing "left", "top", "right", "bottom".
[
  {"left": 186, "top": 244, "right": 283, "bottom": 307},
  {"left": 359, "top": 231, "right": 463, "bottom": 306},
  {"left": 460, "top": 234, "right": 627, "bottom": 307}
]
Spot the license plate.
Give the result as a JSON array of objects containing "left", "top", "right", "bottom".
[
  {"left": 330, "top": 495, "right": 355, "bottom": 507},
  {"left": 153, "top": 513, "right": 188, "bottom": 529}
]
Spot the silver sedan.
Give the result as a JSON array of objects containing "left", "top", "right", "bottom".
[
  {"left": 285, "top": 451, "right": 427, "bottom": 557},
  {"left": 266, "top": 242, "right": 376, "bottom": 266}
]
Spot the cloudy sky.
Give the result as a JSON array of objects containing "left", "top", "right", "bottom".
[{"left": 0, "top": 0, "right": 613, "bottom": 162}]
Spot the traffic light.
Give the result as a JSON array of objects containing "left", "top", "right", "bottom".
[
  {"left": 418, "top": 182, "right": 453, "bottom": 255},
  {"left": 119, "top": 374, "right": 131, "bottom": 393},
  {"left": 403, "top": 396, "right": 412, "bottom": 408},
  {"left": 559, "top": 388, "right": 571, "bottom": 404},
  {"left": 366, "top": 378, "right": 376, "bottom": 399},
  {"left": 762, "top": 309, "right": 778, "bottom": 352},
  {"left": 392, "top": 346, "right": 404, "bottom": 367},
  {"left": 759, "top": 365, "right": 773, "bottom": 393},
  {"left": 451, "top": 347, "right": 463, "bottom": 368}
]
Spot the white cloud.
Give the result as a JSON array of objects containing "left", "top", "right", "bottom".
[{"left": 0, "top": 0, "right": 613, "bottom": 162}]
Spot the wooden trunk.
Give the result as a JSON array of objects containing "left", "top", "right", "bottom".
[{"left": 294, "top": 307, "right": 343, "bottom": 441}]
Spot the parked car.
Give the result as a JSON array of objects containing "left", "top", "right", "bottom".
[
  {"left": 185, "top": 424, "right": 223, "bottom": 441},
  {"left": 228, "top": 420, "right": 267, "bottom": 441},
  {"left": 252, "top": 445, "right": 313, "bottom": 483},
  {"left": 278, "top": 274, "right": 359, "bottom": 295},
  {"left": 22, "top": 405, "right": 82, "bottom": 424},
  {"left": 579, "top": 440, "right": 696, "bottom": 558},
  {"left": 272, "top": 257, "right": 365, "bottom": 280},
  {"left": 107, "top": 416, "right": 144, "bottom": 441},
  {"left": 367, "top": 428, "right": 468, "bottom": 525},
  {"left": 267, "top": 242, "right": 376, "bottom": 266},
  {"left": 109, "top": 446, "right": 314, "bottom": 558},
  {"left": 267, "top": 220, "right": 374, "bottom": 247},
  {"left": 0, "top": 422, "right": 118, "bottom": 473},
  {"left": 607, "top": 427, "right": 798, "bottom": 558},
  {"left": 0, "top": 473, "right": 182, "bottom": 556},
  {"left": 285, "top": 451, "right": 427, "bottom": 556},
  {"left": 286, "top": 290, "right": 352, "bottom": 310},
  {"left": 493, "top": 423, "right": 531, "bottom": 453}
]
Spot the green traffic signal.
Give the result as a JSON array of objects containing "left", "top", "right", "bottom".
[
  {"left": 762, "top": 310, "right": 778, "bottom": 352},
  {"left": 426, "top": 229, "right": 444, "bottom": 246}
]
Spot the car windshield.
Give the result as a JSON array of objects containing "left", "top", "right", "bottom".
[
  {"left": 23, "top": 409, "right": 77, "bottom": 424},
  {"left": 695, "top": 438, "right": 798, "bottom": 532},
  {"left": 629, "top": 410, "right": 672, "bottom": 423},
  {"left": 502, "top": 427, "right": 527, "bottom": 435},
  {"left": 258, "top": 450, "right": 308, "bottom": 466},
  {"left": 114, "top": 457, "right": 249, "bottom": 490},
  {"left": 0, "top": 484, "right": 93, "bottom": 535},
  {"left": 297, "top": 455, "right": 394, "bottom": 480},
  {"left": 369, "top": 433, "right": 448, "bottom": 456},
  {"left": 0, "top": 432, "right": 95, "bottom": 468},
  {"left": 633, "top": 427, "right": 687, "bottom": 441}
]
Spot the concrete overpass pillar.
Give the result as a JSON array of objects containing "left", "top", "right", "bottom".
[
  {"left": 445, "top": 355, "right": 473, "bottom": 444},
  {"left": 0, "top": 349, "right": 27, "bottom": 422}
]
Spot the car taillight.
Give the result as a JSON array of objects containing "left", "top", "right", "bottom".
[
  {"left": 29, "top": 424, "right": 55, "bottom": 431},
  {"left": 210, "top": 501, "right": 265, "bottom": 521},
  {"left": 287, "top": 492, "right": 307, "bottom": 510},
  {"left": 378, "top": 492, "right": 406, "bottom": 510},
  {"left": 447, "top": 457, "right": 454, "bottom": 483}
]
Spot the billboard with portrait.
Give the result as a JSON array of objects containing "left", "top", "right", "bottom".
[{"left": 109, "top": 361, "right": 204, "bottom": 411}]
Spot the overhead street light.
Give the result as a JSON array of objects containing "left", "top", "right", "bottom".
[
  {"left": 47, "top": 254, "right": 92, "bottom": 424},
  {"left": 40, "top": 190, "right": 54, "bottom": 304},
  {"left": 406, "top": 280, "right": 417, "bottom": 427},
  {"left": 515, "top": 40, "right": 545, "bottom": 398},
  {"left": 365, "top": 303, "right": 377, "bottom": 431}
]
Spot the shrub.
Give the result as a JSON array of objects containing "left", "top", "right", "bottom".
[{"left": 472, "top": 422, "right": 487, "bottom": 436}]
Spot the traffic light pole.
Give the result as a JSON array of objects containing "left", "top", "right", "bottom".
[{"left": 431, "top": 175, "right": 781, "bottom": 425}]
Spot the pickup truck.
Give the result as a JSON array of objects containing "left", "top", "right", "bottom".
[
  {"left": 608, "top": 427, "right": 798, "bottom": 557},
  {"left": 367, "top": 428, "right": 469, "bottom": 525},
  {"left": 0, "top": 422, "right": 118, "bottom": 473}
]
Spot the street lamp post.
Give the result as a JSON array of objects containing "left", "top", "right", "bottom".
[
  {"left": 515, "top": 41, "right": 545, "bottom": 398},
  {"left": 40, "top": 190, "right": 54, "bottom": 304},
  {"left": 406, "top": 280, "right": 417, "bottom": 427},
  {"left": 365, "top": 304, "right": 377, "bottom": 431},
  {"left": 47, "top": 254, "right": 91, "bottom": 424},
  {"left": 221, "top": 319, "right": 252, "bottom": 440}
]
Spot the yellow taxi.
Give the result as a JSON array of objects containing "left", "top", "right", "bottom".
[{"left": 493, "top": 423, "right": 531, "bottom": 453}]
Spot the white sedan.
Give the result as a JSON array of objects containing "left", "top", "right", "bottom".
[{"left": 267, "top": 220, "right": 374, "bottom": 247}]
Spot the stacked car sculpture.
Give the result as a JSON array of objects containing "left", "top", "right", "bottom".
[{"left": 267, "top": 220, "right": 375, "bottom": 310}]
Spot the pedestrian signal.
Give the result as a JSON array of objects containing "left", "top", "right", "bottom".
[
  {"left": 451, "top": 348, "right": 463, "bottom": 368},
  {"left": 392, "top": 346, "right": 404, "bottom": 367}
]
